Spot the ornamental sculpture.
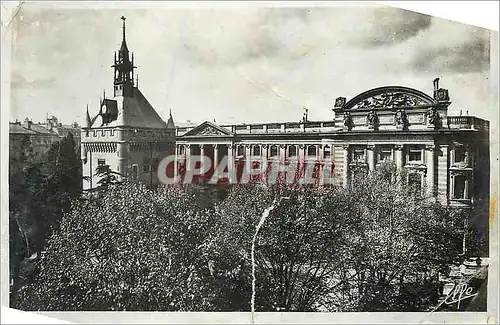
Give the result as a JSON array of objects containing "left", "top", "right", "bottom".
[
  {"left": 394, "top": 109, "right": 410, "bottom": 129},
  {"left": 426, "top": 106, "right": 442, "bottom": 129},
  {"left": 343, "top": 112, "right": 354, "bottom": 130},
  {"left": 366, "top": 109, "right": 380, "bottom": 130},
  {"left": 199, "top": 126, "right": 223, "bottom": 136},
  {"left": 353, "top": 92, "right": 427, "bottom": 109},
  {"left": 334, "top": 97, "right": 346, "bottom": 108}
]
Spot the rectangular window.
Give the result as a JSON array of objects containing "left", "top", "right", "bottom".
[
  {"left": 453, "top": 175, "right": 466, "bottom": 199},
  {"left": 97, "top": 159, "right": 106, "bottom": 166},
  {"left": 179, "top": 146, "right": 185, "bottom": 155},
  {"left": 143, "top": 164, "right": 150, "bottom": 173},
  {"left": 85, "top": 131, "right": 89, "bottom": 137},
  {"left": 378, "top": 147, "right": 392, "bottom": 163},
  {"left": 93, "top": 131, "right": 97, "bottom": 137},
  {"left": 353, "top": 148, "right": 365, "bottom": 162},
  {"left": 101, "top": 130, "right": 105, "bottom": 137},
  {"left": 253, "top": 146, "right": 261, "bottom": 156},
  {"left": 131, "top": 165, "right": 138, "bottom": 180},
  {"left": 270, "top": 145, "right": 278, "bottom": 157},
  {"left": 454, "top": 147, "right": 467, "bottom": 163},
  {"left": 323, "top": 146, "right": 331, "bottom": 159},
  {"left": 237, "top": 145, "right": 245, "bottom": 156},
  {"left": 288, "top": 146, "right": 297, "bottom": 157},
  {"left": 110, "top": 130, "right": 115, "bottom": 137},
  {"left": 307, "top": 146, "right": 317, "bottom": 157},
  {"left": 408, "top": 148, "right": 422, "bottom": 163}
]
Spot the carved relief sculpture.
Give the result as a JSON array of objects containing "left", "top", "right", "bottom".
[
  {"left": 394, "top": 109, "right": 410, "bottom": 130},
  {"left": 199, "top": 126, "right": 223, "bottom": 136},
  {"left": 366, "top": 109, "right": 380, "bottom": 130},
  {"left": 353, "top": 92, "right": 427, "bottom": 109}
]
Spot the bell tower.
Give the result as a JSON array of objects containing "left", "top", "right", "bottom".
[{"left": 112, "top": 16, "right": 136, "bottom": 97}]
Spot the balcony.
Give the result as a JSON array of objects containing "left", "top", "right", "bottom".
[{"left": 447, "top": 116, "right": 489, "bottom": 131}]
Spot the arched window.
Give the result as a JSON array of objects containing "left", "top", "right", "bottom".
[{"left": 288, "top": 145, "right": 297, "bottom": 157}]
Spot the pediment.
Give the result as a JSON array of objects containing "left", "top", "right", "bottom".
[
  {"left": 183, "top": 121, "right": 233, "bottom": 137},
  {"left": 343, "top": 86, "right": 438, "bottom": 110}
]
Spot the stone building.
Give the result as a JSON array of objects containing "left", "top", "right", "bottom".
[
  {"left": 80, "top": 16, "right": 176, "bottom": 190},
  {"left": 174, "top": 79, "right": 490, "bottom": 250},
  {"left": 9, "top": 116, "right": 81, "bottom": 158}
]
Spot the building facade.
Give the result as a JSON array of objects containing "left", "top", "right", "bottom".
[
  {"left": 9, "top": 116, "right": 81, "bottom": 158},
  {"left": 175, "top": 79, "right": 489, "bottom": 213},
  {"left": 81, "top": 16, "right": 176, "bottom": 190}
]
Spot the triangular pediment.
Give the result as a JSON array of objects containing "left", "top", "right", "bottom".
[{"left": 183, "top": 121, "right": 233, "bottom": 137}]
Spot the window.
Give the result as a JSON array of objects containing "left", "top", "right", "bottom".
[
  {"left": 270, "top": 145, "right": 278, "bottom": 157},
  {"left": 97, "top": 159, "right": 106, "bottom": 166},
  {"left": 408, "top": 148, "right": 422, "bottom": 163},
  {"left": 252, "top": 145, "right": 261, "bottom": 156},
  {"left": 288, "top": 146, "right": 297, "bottom": 157},
  {"left": 152, "top": 158, "right": 160, "bottom": 172},
  {"left": 378, "top": 147, "right": 392, "bottom": 163},
  {"left": 453, "top": 175, "right": 467, "bottom": 199},
  {"left": 101, "top": 130, "right": 105, "bottom": 136},
  {"left": 131, "top": 165, "right": 138, "bottom": 181},
  {"left": 85, "top": 130, "right": 89, "bottom": 137},
  {"left": 307, "top": 146, "right": 317, "bottom": 157},
  {"left": 237, "top": 145, "right": 245, "bottom": 156},
  {"left": 93, "top": 131, "right": 97, "bottom": 137},
  {"left": 178, "top": 146, "right": 185, "bottom": 155},
  {"left": 408, "top": 173, "right": 422, "bottom": 194},
  {"left": 143, "top": 164, "right": 150, "bottom": 173},
  {"left": 323, "top": 146, "right": 331, "bottom": 159},
  {"left": 110, "top": 130, "right": 115, "bottom": 137},
  {"left": 454, "top": 147, "right": 467, "bottom": 164},
  {"left": 353, "top": 148, "right": 365, "bottom": 162}
]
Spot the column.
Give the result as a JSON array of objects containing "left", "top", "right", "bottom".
[
  {"left": 394, "top": 144, "right": 404, "bottom": 170},
  {"left": 200, "top": 144, "right": 205, "bottom": 177},
  {"left": 342, "top": 144, "right": 350, "bottom": 187},
  {"left": 279, "top": 144, "right": 286, "bottom": 163},
  {"left": 174, "top": 145, "right": 179, "bottom": 182},
  {"left": 318, "top": 145, "right": 324, "bottom": 186},
  {"left": 213, "top": 144, "right": 219, "bottom": 171},
  {"left": 367, "top": 145, "right": 375, "bottom": 172},
  {"left": 437, "top": 145, "right": 449, "bottom": 203},
  {"left": 227, "top": 144, "right": 234, "bottom": 182},
  {"left": 425, "top": 144, "right": 436, "bottom": 197},
  {"left": 186, "top": 144, "right": 191, "bottom": 172}
]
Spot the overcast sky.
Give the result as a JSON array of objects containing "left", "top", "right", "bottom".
[{"left": 8, "top": 2, "right": 495, "bottom": 126}]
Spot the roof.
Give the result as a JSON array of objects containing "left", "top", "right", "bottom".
[
  {"left": 9, "top": 123, "right": 58, "bottom": 136},
  {"left": 91, "top": 87, "right": 167, "bottom": 129}
]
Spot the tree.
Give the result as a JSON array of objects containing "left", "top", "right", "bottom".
[
  {"left": 14, "top": 182, "right": 243, "bottom": 311},
  {"left": 9, "top": 133, "right": 83, "bottom": 304}
]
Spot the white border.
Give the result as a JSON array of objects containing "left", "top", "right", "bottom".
[{"left": 1, "top": 1, "right": 498, "bottom": 324}]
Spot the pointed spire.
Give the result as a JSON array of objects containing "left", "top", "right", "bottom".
[
  {"left": 121, "top": 15, "right": 126, "bottom": 42},
  {"left": 86, "top": 104, "right": 92, "bottom": 128},
  {"left": 136, "top": 73, "right": 139, "bottom": 88},
  {"left": 166, "top": 108, "right": 176, "bottom": 129},
  {"left": 103, "top": 89, "right": 106, "bottom": 100},
  {"left": 120, "top": 15, "right": 128, "bottom": 52}
]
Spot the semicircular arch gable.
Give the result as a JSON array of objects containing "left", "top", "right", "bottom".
[{"left": 343, "top": 86, "right": 437, "bottom": 110}]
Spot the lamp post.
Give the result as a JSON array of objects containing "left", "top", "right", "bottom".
[{"left": 251, "top": 196, "right": 290, "bottom": 322}]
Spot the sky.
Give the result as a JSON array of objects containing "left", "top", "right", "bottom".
[{"left": 8, "top": 2, "right": 496, "bottom": 126}]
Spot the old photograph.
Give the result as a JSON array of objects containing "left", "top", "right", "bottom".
[{"left": 2, "top": 1, "right": 498, "bottom": 323}]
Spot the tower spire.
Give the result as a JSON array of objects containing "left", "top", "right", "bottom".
[
  {"left": 121, "top": 15, "right": 126, "bottom": 45},
  {"left": 113, "top": 16, "right": 136, "bottom": 97}
]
